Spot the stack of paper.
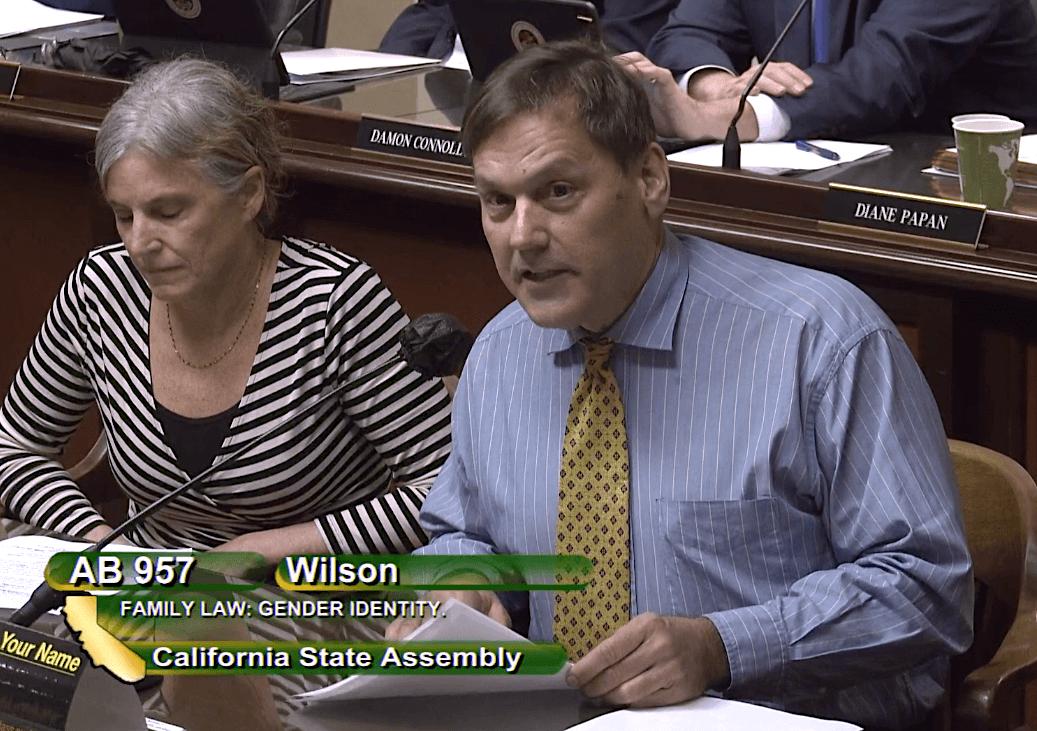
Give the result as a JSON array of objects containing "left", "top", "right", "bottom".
[
  {"left": 281, "top": 48, "right": 442, "bottom": 86},
  {"left": 667, "top": 140, "right": 892, "bottom": 175},
  {"left": 0, "top": 534, "right": 190, "bottom": 612},
  {"left": 2, "top": 0, "right": 102, "bottom": 38},
  {"left": 0, "top": 535, "right": 91, "bottom": 611},
  {"left": 569, "top": 696, "right": 861, "bottom": 730},
  {"left": 295, "top": 598, "right": 571, "bottom": 701}
]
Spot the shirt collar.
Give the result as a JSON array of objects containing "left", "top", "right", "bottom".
[{"left": 544, "top": 228, "right": 688, "bottom": 355}]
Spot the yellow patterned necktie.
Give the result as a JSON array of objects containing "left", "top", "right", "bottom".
[{"left": 553, "top": 338, "right": 631, "bottom": 661}]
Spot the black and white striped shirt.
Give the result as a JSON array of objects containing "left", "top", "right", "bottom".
[{"left": 0, "top": 236, "right": 452, "bottom": 553}]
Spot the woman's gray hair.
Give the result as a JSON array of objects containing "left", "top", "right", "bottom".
[{"left": 95, "top": 57, "right": 285, "bottom": 232}]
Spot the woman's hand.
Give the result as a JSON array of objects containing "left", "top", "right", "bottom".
[
  {"left": 84, "top": 524, "right": 133, "bottom": 545},
  {"left": 211, "top": 522, "right": 327, "bottom": 566}
]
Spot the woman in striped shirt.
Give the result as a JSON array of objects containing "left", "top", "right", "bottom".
[{"left": 0, "top": 58, "right": 453, "bottom": 565}]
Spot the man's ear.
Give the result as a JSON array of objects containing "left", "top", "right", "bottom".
[
  {"left": 638, "top": 142, "right": 670, "bottom": 221},
  {"left": 238, "top": 166, "right": 266, "bottom": 223}
]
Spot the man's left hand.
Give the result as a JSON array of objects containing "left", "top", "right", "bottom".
[{"left": 566, "top": 613, "right": 731, "bottom": 707}]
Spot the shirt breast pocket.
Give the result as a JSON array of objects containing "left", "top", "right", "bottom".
[{"left": 655, "top": 497, "right": 832, "bottom": 618}]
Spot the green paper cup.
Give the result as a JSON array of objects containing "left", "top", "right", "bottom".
[
  {"left": 952, "top": 117, "right": 1025, "bottom": 209},
  {"left": 951, "top": 113, "right": 1010, "bottom": 126}
]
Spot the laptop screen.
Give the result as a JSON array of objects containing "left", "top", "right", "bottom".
[
  {"left": 110, "top": 0, "right": 275, "bottom": 48},
  {"left": 447, "top": 0, "right": 601, "bottom": 81}
]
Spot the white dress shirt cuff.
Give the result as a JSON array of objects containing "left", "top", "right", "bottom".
[
  {"left": 746, "top": 95, "right": 791, "bottom": 142},
  {"left": 680, "top": 65, "right": 734, "bottom": 94}
]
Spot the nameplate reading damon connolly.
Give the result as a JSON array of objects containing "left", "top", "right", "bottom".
[
  {"left": 824, "top": 183, "right": 986, "bottom": 247},
  {"left": 356, "top": 115, "right": 468, "bottom": 165}
]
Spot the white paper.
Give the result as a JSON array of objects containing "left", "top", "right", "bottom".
[
  {"left": 0, "top": 534, "right": 188, "bottom": 611},
  {"left": 1, "top": 0, "right": 102, "bottom": 38},
  {"left": 442, "top": 35, "right": 471, "bottom": 72},
  {"left": 569, "top": 696, "right": 861, "bottom": 731},
  {"left": 281, "top": 48, "right": 441, "bottom": 77},
  {"left": 668, "top": 140, "right": 892, "bottom": 175},
  {"left": 296, "top": 598, "right": 572, "bottom": 701},
  {"left": 1020, "top": 134, "right": 1037, "bottom": 164},
  {"left": 0, "top": 535, "right": 91, "bottom": 610}
]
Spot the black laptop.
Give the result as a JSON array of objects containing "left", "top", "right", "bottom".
[
  {"left": 447, "top": 0, "right": 601, "bottom": 82},
  {"left": 108, "top": 0, "right": 288, "bottom": 95}
]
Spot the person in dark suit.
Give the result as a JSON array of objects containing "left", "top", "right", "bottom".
[
  {"left": 37, "top": 0, "right": 113, "bottom": 15},
  {"left": 379, "top": 0, "right": 677, "bottom": 58},
  {"left": 619, "top": 0, "right": 1037, "bottom": 142}
]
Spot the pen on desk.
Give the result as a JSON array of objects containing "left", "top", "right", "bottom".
[{"left": 795, "top": 140, "right": 841, "bottom": 161}]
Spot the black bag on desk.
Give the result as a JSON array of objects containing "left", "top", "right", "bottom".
[{"left": 36, "top": 40, "right": 153, "bottom": 78}]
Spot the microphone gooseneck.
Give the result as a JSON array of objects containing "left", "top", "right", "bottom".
[
  {"left": 721, "top": 0, "right": 813, "bottom": 170},
  {"left": 271, "top": 0, "right": 322, "bottom": 61},
  {"left": 9, "top": 313, "right": 473, "bottom": 627}
]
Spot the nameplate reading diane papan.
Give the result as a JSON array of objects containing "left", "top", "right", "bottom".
[
  {"left": 356, "top": 115, "right": 468, "bottom": 165},
  {"left": 824, "top": 183, "right": 986, "bottom": 247}
]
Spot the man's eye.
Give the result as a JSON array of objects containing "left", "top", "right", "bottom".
[
  {"left": 484, "top": 194, "right": 512, "bottom": 209},
  {"left": 114, "top": 213, "right": 132, "bottom": 224},
  {"left": 157, "top": 210, "right": 181, "bottom": 220},
  {"left": 549, "top": 183, "right": 574, "bottom": 199}
]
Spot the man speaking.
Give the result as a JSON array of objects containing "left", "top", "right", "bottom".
[{"left": 388, "top": 40, "right": 972, "bottom": 731}]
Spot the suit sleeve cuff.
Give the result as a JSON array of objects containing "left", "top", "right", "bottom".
[
  {"left": 746, "top": 95, "right": 791, "bottom": 141},
  {"left": 705, "top": 603, "right": 787, "bottom": 695}
]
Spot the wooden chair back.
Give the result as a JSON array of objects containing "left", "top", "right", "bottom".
[{"left": 947, "top": 439, "right": 1037, "bottom": 731}]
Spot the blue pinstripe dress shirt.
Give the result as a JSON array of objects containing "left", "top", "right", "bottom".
[{"left": 417, "top": 231, "right": 973, "bottom": 729}]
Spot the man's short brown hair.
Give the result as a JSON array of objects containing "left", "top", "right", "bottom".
[{"left": 462, "top": 40, "right": 657, "bottom": 172}]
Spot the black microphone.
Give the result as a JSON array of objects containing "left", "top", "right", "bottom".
[
  {"left": 271, "top": 0, "right": 322, "bottom": 61},
  {"left": 263, "top": 0, "right": 322, "bottom": 97},
  {"left": 9, "top": 313, "right": 473, "bottom": 627},
  {"left": 721, "top": 0, "right": 812, "bottom": 170}
]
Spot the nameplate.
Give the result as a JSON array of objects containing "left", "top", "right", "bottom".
[
  {"left": 355, "top": 115, "right": 468, "bottom": 165},
  {"left": 0, "top": 622, "right": 84, "bottom": 731},
  {"left": 0, "top": 62, "right": 20, "bottom": 100},
  {"left": 824, "top": 183, "right": 986, "bottom": 247}
]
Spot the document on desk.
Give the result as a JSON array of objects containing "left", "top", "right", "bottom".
[
  {"left": 2, "top": 0, "right": 102, "bottom": 38},
  {"left": 569, "top": 696, "right": 861, "bottom": 731},
  {"left": 296, "top": 598, "right": 572, "bottom": 701},
  {"left": 667, "top": 140, "right": 891, "bottom": 175},
  {"left": 0, "top": 535, "right": 90, "bottom": 611},
  {"left": 0, "top": 534, "right": 184, "bottom": 611},
  {"left": 281, "top": 48, "right": 442, "bottom": 85}
]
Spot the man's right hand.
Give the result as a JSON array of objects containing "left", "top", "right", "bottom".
[
  {"left": 384, "top": 588, "right": 511, "bottom": 640},
  {"left": 689, "top": 63, "right": 813, "bottom": 101}
]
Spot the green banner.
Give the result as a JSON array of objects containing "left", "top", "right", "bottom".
[
  {"left": 123, "top": 641, "right": 567, "bottom": 676},
  {"left": 275, "top": 554, "right": 593, "bottom": 591}
]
